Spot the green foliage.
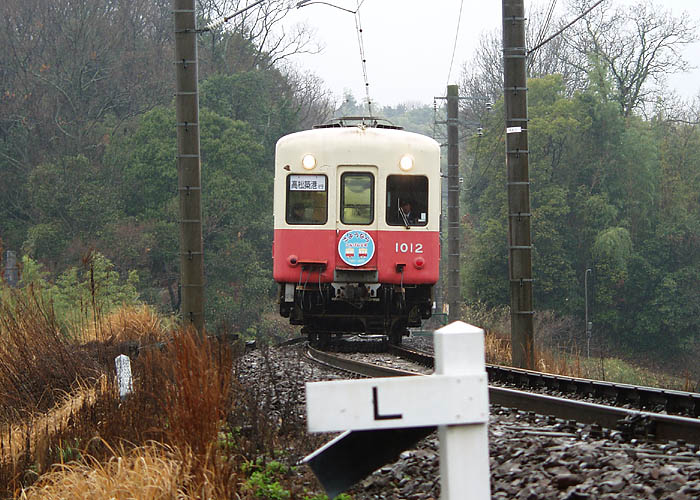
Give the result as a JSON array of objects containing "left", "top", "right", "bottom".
[
  {"left": 592, "top": 227, "right": 633, "bottom": 272},
  {"left": 460, "top": 70, "right": 700, "bottom": 356},
  {"left": 462, "top": 218, "right": 509, "bottom": 306},
  {"left": 104, "top": 107, "right": 177, "bottom": 218},
  {"left": 200, "top": 71, "right": 298, "bottom": 155},
  {"left": 241, "top": 459, "right": 291, "bottom": 500},
  {"left": 4, "top": 254, "right": 141, "bottom": 333},
  {"left": 532, "top": 186, "right": 576, "bottom": 311},
  {"left": 101, "top": 99, "right": 275, "bottom": 331},
  {"left": 18, "top": 254, "right": 51, "bottom": 288},
  {"left": 305, "top": 494, "right": 353, "bottom": 500}
]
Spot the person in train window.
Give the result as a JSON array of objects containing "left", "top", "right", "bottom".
[
  {"left": 399, "top": 199, "right": 417, "bottom": 225},
  {"left": 290, "top": 203, "right": 306, "bottom": 222}
]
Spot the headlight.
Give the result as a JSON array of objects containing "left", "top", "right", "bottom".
[
  {"left": 399, "top": 154, "right": 414, "bottom": 171},
  {"left": 302, "top": 154, "right": 316, "bottom": 170}
]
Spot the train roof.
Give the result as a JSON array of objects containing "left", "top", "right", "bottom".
[
  {"left": 312, "top": 116, "right": 403, "bottom": 130},
  {"left": 276, "top": 118, "right": 439, "bottom": 154}
]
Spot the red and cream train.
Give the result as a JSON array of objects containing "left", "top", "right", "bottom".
[{"left": 272, "top": 118, "right": 441, "bottom": 344}]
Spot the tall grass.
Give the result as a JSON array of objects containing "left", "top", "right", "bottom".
[
  {"left": 0, "top": 287, "right": 99, "bottom": 419},
  {"left": 0, "top": 276, "right": 326, "bottom": 498},
  {"left": 139, "top": 327, "right": 233, "bottom": 459},
  {"left": 20, "top": 443, "right": 196, "bottom": 499},
  {"left": 78, "top": 304, "right": 171, "bottom": 344},
  {"left": 463, "top": 302, "right": 698, "bottom": 390}
]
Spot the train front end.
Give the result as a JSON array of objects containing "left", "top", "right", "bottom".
[{"left": 272, "top": 120, "right": 441, "bottom": 344}]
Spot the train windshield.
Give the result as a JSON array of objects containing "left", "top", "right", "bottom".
[
  {"left": 386, "top": 175, "right": 428, "bottom": 226},
  {"left": 340, "top": 172, "right": 374, "bottom": 224},
  {"left": 286, "top": 174, "right": 328, "bottom": 224}
]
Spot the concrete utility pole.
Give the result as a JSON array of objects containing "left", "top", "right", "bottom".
[
  {"left": 447, "top": 85, "right": 460, "bottom": 322},
  {"left": 173, "top": 0, "right": 205, "bottom": 333},
  {"left": 3, "top": 251, "right": 19, "bottom": 287},
  {"left": 502, "top": 0, "right": 535, "bottom": 369}
]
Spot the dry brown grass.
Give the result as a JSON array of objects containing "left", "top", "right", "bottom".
[
  {"left": 20, "top": 443, "right": 195, "bottom": 499},
  {"left": 78, "top": 304, "right": 170, "bottom": 344},
  {"left": 469, "top": 303, "right": 591, "bottom": 377},
  {"left": 0, "top": 288, "right": 100, "bottom": 420},
  {"left": 0, "top": 288, "right": 243, "bottom": 496},
  {"left": 139, "top": 327, "right": 233, "bottom": 459}
]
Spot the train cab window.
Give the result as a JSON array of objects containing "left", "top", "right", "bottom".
[
  {"left": 340, "top": 172, "right": 374, "bottom": 225},
  {"left": 286, "top": 174, "right": 328, "bottom": 224},
  {"left": 386, "top": 175, "right": 428, "bottom": 226}
]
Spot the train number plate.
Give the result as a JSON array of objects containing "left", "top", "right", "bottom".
[{"left": 395, "top": 242, "right": 423, "bottom": 254}]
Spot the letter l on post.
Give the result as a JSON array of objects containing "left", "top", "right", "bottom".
[{"left": 435, "top": 321, "right": 490, "bottom": 499}]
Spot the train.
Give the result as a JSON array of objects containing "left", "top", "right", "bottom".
[{"left": 272, "top": 117, "right": 441, "bottom": 344}]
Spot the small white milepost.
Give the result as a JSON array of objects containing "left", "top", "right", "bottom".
[
  {"left": 115, "top": 354, "right": 133, "bottom": 400},
  {"left": 304, "top": 321, "right": 490, "bottom": 499}
]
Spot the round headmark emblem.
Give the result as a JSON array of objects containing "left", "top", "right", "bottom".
[{"left": 338, "top": 230, "right": 375, "bottom": 267}]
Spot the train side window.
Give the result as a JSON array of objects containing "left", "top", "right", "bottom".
[
  {"left": 340, "top": 172, "right": 374, "bottom": 225},
  {"left": 286, "top": 174, "right": 328, "bottom": 224},
  {"left": 386, "top": 175, "right": 428, "bottom": 226}
]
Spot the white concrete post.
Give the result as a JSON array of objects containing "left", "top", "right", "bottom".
[
  {"left": 434, "top": 321, "right": 490, "bottom": 500},
  {"left": 115, "top": 354, "right": 133, "bottom": 400}
]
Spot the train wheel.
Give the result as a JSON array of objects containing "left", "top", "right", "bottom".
[{"left": 388, "top": 322, "right": 406, "bottom": 345}]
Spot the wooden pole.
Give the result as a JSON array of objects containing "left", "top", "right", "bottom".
[
  {"left": 447, "top": 85, "right": 460, "bottom": 322},
  {"left": 173, "top": 0, "right": 205, "bottom": 333},
  {"left": 502, "top": 0, "right": 535, "bottom": 369}
]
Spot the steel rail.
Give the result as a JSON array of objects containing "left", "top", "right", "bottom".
[
  {"left": 390, "top": 345, "right": 700, "bottom": 418},
  {"left": 309, "top": 345, "right": 700, "bottom": 445},
  {"left": 490, "top": 386, "right": 700, "bottom": 445},
  {"left": 306, "top": 346, "right": 417, "bottom": 378}
]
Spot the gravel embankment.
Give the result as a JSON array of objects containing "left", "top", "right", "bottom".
[{"left": 237, "top": 343, "right": 700, "bottom": 499}]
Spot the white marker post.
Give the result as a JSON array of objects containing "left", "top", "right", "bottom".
[
  {"left": 435, "top": 321, "right": 490, "bottom": 499},
  {"left": 115, "top": 354, "right": 133, "bottom": 400},
  {"left": 304, "top": 321, "right": 490, "bottom": 499}
]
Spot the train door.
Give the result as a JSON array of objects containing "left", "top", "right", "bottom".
[{"left": 335, "top": 166, "right": 378, "bottom": 273}]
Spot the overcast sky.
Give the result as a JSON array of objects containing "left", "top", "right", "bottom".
[{"left": 283, "top": 0, "right": 700, "bottom": 108}]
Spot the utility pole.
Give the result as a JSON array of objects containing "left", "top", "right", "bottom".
[
  {"left": 585, "top": 268, "right": 592, "bottom": 358},
  {"left": 502, "top": 0, "right": 535, "bottom": 369},
  {"left": 3, "top": 250, "right": 19, "bottom": 287},
  {"left": 173, "top": 0, "right": 205, "bottom": 333},
  {"left": 447, "top": 85, "right": 460, "bottom": 322}
]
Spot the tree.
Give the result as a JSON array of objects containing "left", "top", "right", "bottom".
[
  {"left": 563, "top": 0, "right": 698, "bottom": 116},
  {"left": 23, "top": 155, "right": 121, "bottom": 267},
  {"left": 0, "top": 0, "right": 172, "bottom": 159},
  {"left": 197, "top": 0, "right": 320, "bottom": 74},
  {"left": 200, "top": 70, "right": 298, "bottom": 156},
  {"left": 282, "top": 65, "right": 335, "bottom": 129}
]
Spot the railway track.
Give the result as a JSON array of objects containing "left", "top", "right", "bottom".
[{"left": 306, "top": 343, "right": 700, "bottom": 446}]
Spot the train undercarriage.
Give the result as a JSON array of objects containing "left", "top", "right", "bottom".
[{"left": 278, "top": 282, "right": 433, "bottom": 345}]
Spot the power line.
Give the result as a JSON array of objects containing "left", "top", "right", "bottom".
[
  {"left": 528, "top": 0, "right": 605, "bottom": 56},
  {"left": 201, "top": 0, "right": 266, "bottom": 32},
  {"left": 354, "top": 1, "right": 373, "bottom": 115},
  {"left": 532, "top": 0, "right": 557, "bottom": 50},
  {"left": 445, "top": 0, "right": 465, "bottom": 88}
]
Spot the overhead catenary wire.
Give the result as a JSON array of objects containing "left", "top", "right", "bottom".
[
  {"left": 532, "top": 0, "right": 558, "bottom": 52},
  {"left": 294, "top": 0, "right": 372, "bottom": 115},
  {"left": 445, "top": 0, "right": 465, "bottom": 88},
  {"left": 528, "top": 0, "right": 605, "bottom": 56},
  {"left": 354, "top": 1, "right": 373, "bottom": 116}
]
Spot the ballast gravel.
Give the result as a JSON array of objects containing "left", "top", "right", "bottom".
[{"left": 236, "top": 343, "right": 700, "bottom": 499}]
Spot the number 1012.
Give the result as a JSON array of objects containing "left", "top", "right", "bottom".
[{"left": 395, "top": 242, "right": 423, "bottom": 254}]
